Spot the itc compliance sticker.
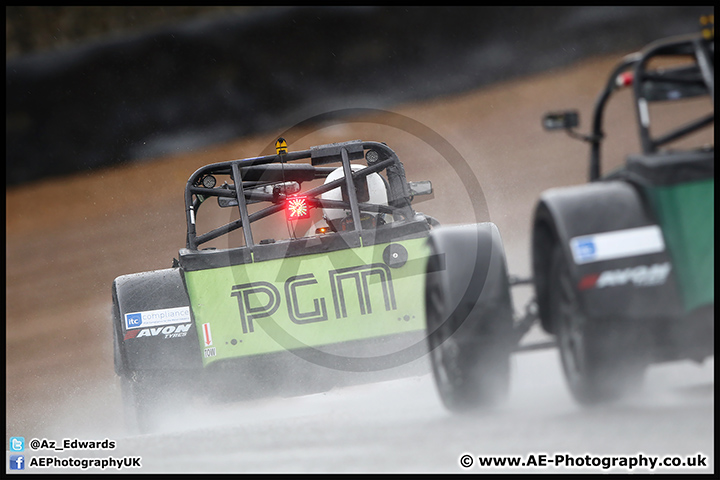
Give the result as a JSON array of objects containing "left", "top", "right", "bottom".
[
  {"left": 569, "top": 225, "right": 665, "bottom": 265},
  {"left": 124, "top": 306, "right": 191, "bottom": 330}
]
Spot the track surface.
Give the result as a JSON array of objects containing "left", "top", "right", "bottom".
[{"left": 6, "top": 54, "right": 714, "bottom": 473}]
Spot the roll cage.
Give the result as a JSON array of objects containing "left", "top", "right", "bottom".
[
  {"left": 543, "top": 31, "right": 714, "bottom": 181},
  {"left": 183, "top": 140, "right": 431, "bottom": 251}
]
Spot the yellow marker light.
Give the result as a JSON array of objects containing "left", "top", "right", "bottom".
[
  {"left": 275, "top": 137, "right": 288, "bottom": 155},
  {"left": 700, "top": 14, "right": 714, "bottom": 39}
]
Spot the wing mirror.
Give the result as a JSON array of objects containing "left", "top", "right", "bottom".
[
  {"left": 542, "top": 110, "right": 579, "bottom": 130},
  {"left": 218, "top": 196, "right": 238, "bottom": 208},
  {"left": 408, "top": 180, "right": 433, "bottom": 196}
]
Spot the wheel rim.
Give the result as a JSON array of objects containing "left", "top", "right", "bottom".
[
  {"left": 425, "top": 240, "right": 512, "bottom": 410},
  {"left": 426, "top": 272, "right": 453, "bottom": 395},
  {"left": 550, "top": 246, "right": 646, "bottom": 404},
  {"left": 559, "top": 271, "right": 585, "bottom": 382},
  {"left": 551, "top": 248, "right": 588, "bottom": 392}
]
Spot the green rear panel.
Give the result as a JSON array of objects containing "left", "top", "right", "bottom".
[
  {"left": 184, "top": 238, "right": 430, "bottom": 367},
  {"left": 645, "top": 179, "right": 714, "bottom": 312}
]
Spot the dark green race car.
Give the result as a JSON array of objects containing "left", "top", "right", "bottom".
[{"left": 534, "top": 30, "right": 714, "bottom": 404}]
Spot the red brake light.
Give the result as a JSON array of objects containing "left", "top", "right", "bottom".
[
  {"left": 616, "top": 71, "right": 634, "bottom": 88},
  {"left": 286, "top": 196, "right": 311, "bottom": 220}
]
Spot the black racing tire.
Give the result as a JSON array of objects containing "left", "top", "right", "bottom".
[
  {"left": 112, "top": 292, "right": 186, "bottom": 434},
  {"left": 120, "top": 370, "right": 195, "bottom": 434},
  {"left": 549, "top": 245, "right": 647, "bottom": 405},
  {"left": 425, "top": 224, "right": 514, "bottom": 412}
]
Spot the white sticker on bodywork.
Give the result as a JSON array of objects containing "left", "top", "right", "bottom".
[
  {"left": 569, "top": 225, "right": 665, "bottom": 265},
  {"left": 125, "top": 306, "right": 191, "bottom": 330}
]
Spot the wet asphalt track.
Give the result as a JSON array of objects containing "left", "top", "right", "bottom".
[{"left": 6, "top": 39, "right": 714, "bottom": 474}]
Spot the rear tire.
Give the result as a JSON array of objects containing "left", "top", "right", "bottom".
[
  {"left": 425, "top": 224, "right": 514, "bottom": 412},
  {"left": 549, "top": 245, "right": 646, "bottom": 405},
  {"left": 121, "top": 370, "right": 195, "bottom": 434}
]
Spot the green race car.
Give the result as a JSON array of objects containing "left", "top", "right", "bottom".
[
  {"left": 429, "top": 27, "right": 715, "bottom": 414},
  {"left": 112, "top": 139, "right": 517, "bottom": 431},
  {"left": 534, "top": 29, "right": 714, "bottom": 404}
]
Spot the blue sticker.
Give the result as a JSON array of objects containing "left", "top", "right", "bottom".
[
  {"left": 574, "top": 238, "right": 596, "bottom": 261},
  {"left": 125, "top": 313, "right": 143, "bottom": 329}
]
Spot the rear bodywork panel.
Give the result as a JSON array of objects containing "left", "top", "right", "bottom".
[
  {"left": 532, "top": 181, "right": 683, "bottom": 331},
  {"left": 629, "top": 151, "right": 714, "bottom": 312},
  {"left": 183, "top": 234, "right": 430, "bottom": 367}
]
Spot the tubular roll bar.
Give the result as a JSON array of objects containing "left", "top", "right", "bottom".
[
  {"left": 587, "top": 33, "right": 714, "bottom": 181},
  {"left": 184, "top": 141, "right": 414, "bottom": 250}
]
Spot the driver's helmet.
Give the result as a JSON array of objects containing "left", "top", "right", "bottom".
[{"left": 321, "top": 164, "right": 389, "bottom": 232}]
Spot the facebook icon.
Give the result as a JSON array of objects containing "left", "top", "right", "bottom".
[{"left": 9, "top": 455, "right": 24, "bottom": 470}]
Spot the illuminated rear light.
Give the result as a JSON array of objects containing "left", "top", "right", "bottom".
[
  {"left": 286, "top": 196, "right": 311, "bottom": 220},
  {"left": 616, "top": 71, "right": 634, "bottom": 87}
]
